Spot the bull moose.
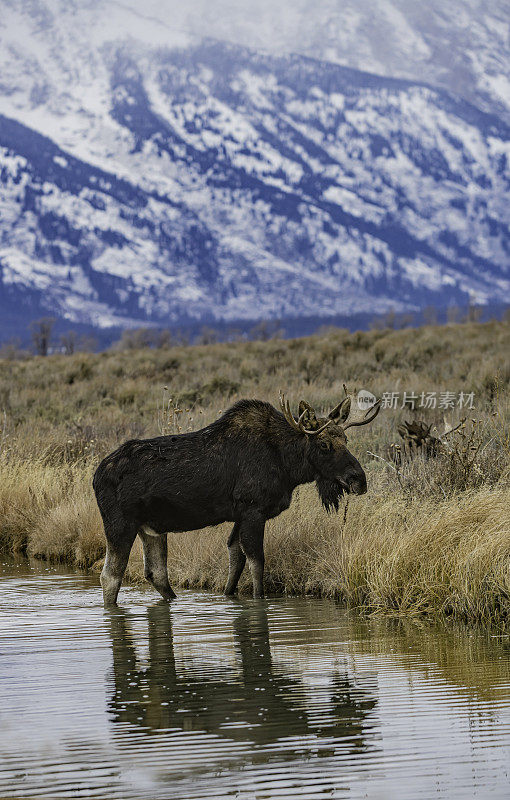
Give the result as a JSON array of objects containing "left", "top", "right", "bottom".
[
  {"left": 93, "top": 392, "right": 380, "bottom": 606},
  {"left": 388, "top": 418, "right": 465, "bottom": 465}
]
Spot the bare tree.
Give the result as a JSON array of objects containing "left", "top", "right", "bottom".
[
  {"left": 196, "top": 326, "right": 219, "bottom": 345},
  {"left": 60, "top": 330, "right": 77, "bottom": 355},
  {"left": 115, "top": 328, "right": 154, "bottom": 350},
  {"left": 250, "top": 319, "right": 284, "bottom": 341},
  {"left": 114, "top": 327, "right": 173, "bottom": 350},
  {"left": 30, "top": 317, "right": 55, "bottom": 356},
  {"left": 465, "top": 301, "right": 482, "bottom": 323},
  {"left": 155, "top": 329, "right": 172, "bottom": 348}
]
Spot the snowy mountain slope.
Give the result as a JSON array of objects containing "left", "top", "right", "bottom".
[
  {"left": 0, "top": 1, "right": 509, "bottom": 331},
  {"left": 120, "top": 0, "right": 510, "bottom": 124}
]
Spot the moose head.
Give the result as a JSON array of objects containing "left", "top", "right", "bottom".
[
  {"left": 279, "top": 389, "right": 381, "bottom": 511},
  {"left": 396, "top": 420, "right": 441, "bottom": 458}
]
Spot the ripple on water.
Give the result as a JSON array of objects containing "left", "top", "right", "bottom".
[{"left": 1, "top": 558, "right": 509, "bottom": 799}]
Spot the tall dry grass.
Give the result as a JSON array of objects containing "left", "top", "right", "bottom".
[
  {"left": 0, "top": 460, "right": 104, "bottom": 566},
  {"left": 164, "top": 481, "right": 510, "bottom": 625},
  {"left": 0, "top": 319, "right": 509, "bottom": 625}
]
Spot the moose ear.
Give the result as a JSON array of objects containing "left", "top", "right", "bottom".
[
  {"left": 328, "top": 396, "right": 351, "bottom": 425},
  {"left": 298, "top": 400, "right": 319, "bottom": 430}
]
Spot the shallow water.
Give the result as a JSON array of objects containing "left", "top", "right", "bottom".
[{"left": 1, "top": 558, "right": 509, "bottom": 799}]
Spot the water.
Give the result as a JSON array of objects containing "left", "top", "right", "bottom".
[{"left": 1, "top": 558, "right": 509, "bottom": 799}]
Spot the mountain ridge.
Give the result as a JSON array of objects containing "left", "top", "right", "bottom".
[{"left": 0, "top": 8, "right": 509, "bottom": 335}]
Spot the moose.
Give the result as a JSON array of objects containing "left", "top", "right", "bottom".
[
  {"left": 93, "top": 392, "right": 380, "bottom": 606},
  {"left": 388, "top": 418, "right": 465, "bottom": 465},
  {"left": 394, "top": 420, "right": 442, "bottom": 462}
]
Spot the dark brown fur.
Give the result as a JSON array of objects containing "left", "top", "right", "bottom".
[{"left": 93, "top": 399, "right": 368, "bottom": 605}]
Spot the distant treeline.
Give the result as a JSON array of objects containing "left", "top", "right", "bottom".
[{"left": 1, "top": 302, "right": 509, "bottom": 359}]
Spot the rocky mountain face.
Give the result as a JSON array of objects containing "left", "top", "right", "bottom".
[{"left": 0, "top": 0, "right": 509, "bottom": 334}]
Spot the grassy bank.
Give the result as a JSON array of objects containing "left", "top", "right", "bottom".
[{"left": 1, "top": 320, "right": 509, "bottom": 625}]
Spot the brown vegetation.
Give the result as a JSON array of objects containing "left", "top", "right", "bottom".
[{"left": 0, "top": 319, "right": 509, "bottom": 625}]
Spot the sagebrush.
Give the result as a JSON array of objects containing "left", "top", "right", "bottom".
[{"left": 1, "top": 319, "right": 509, "bottom": 625}]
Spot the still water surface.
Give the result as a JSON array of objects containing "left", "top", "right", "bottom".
[{"left": 1, "top": 557, "right": 509, "bottom": 799}]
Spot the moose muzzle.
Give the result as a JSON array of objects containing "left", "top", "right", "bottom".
[{"left": 340, "top": 468, "right": 367, "bottom": 495}]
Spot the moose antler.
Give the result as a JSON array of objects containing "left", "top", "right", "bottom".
[
  {"left": 341, "top": 385, "right": 382, "bottom": 431},
  {"left": 341, "top": 398, "right": 382, "bottom": 430},
  {"left": 279, "top": 390, "right": 381, "bottom": 435},
  {"left": 395, "top": 418, "right": 445, "bottom": 460},
  {"left": 279, "top": 392, "right": 303, "bottom": 432},
  {"left": 279, "top": 393, "right": 333, "bottom": 435}
]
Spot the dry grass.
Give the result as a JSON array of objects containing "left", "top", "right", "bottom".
[
  {"left": 164, "top": 483, "right": 510, "bottom": 625},
  {"left": 0, "top": 319, "right": 509, "bottom": 626},
  {"left": 0, "top": 460, "right": 104, "bottom": 566}
]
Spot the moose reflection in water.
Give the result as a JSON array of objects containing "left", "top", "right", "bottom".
[{"left": 105, "top": 601, "right": 377, "bottom": 753}]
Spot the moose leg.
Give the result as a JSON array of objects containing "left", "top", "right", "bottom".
[
  {"left": 101, "top": 527, "right": 136, "bottom": 607},
  {"left": 139, "top": 531, "right": 176, "bottom": 601},
  {"left": 239, "top": 517, "right": 266, "bottom": 599},
  {"left": 225, "top": 522, "right": 246, "bottom": 596}
]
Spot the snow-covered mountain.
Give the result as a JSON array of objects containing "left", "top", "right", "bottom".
[
  {"left": 0, "top": 0, "right": 509, "bottom": 333},
  {"left": 119, "top": 0, "right": 510, "bottom": 124}
]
